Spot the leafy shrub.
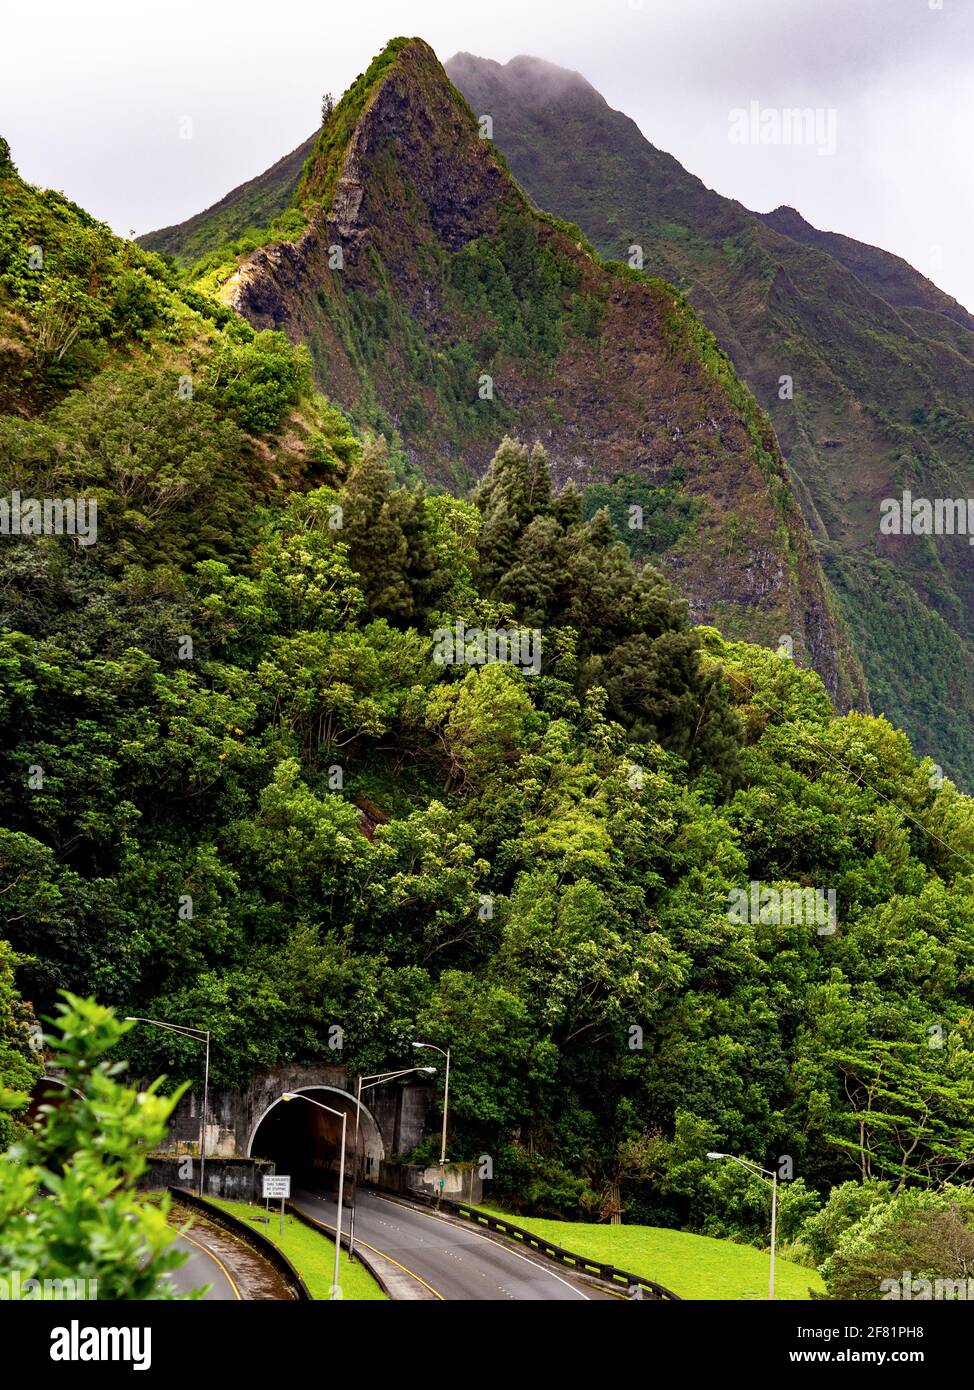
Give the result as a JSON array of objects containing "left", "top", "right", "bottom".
[
  {"left": 0, "top": 996, "right": 194, "bottom": 1299},
  {"left": 212, "top": 329, "right": 311, "bottom": 434},
  {"left": 799, "top": 1179, "right": 893, "bottom": 1265},
  {"left": 491, "top": 1144, "right": 596, "bottom": 1218},
  {"left": 111, "top": 268, "right": 158, "bottom": 336},
  {"left": 819, "top": 1187, "right": 974, "bottom": 1300}
]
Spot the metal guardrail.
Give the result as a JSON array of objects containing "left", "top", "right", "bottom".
[
  {"left": 396, "top": 1190, "right": 682, "bottom": 1300},
  {"left": 168, "top": 1186, "right": 311, "bottom": 1301}
]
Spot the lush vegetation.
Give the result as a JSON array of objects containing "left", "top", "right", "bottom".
[
  {"left": 581, "top": 475, "right": 701, "bottom": 560},
  {"left": 3, "top": 103, "right": 974, "bottom": 1305},
  {"left": 807, "top": 1180, "right": 974, "bottom": 1299},
  {"left": 825, "top": 545, "right": 974, "bottom": 788},
  {"left": 0, "top": 940, "right": 40, "bottom": 1148},
  {"left": 0, "top": 997, "right": 195, "bottom": 1298}
]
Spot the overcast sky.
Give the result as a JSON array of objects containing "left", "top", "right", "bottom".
[{"left": 4, "top": 0, "right": 972, "bottom": 309}]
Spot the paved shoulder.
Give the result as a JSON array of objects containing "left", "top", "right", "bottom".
[{"left": 294, "top": 1187, "right": 603, "bottom": 1301}]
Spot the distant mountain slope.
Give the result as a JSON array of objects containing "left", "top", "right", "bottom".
[
  {"left": 445, "top": 51, "right": 974, "bottom": 785},
  {"left": 759, "top": 204, "right": 974, "bottom": 338},
  {"left": 139, "top": 37, "right": 863, "bottom": 706},
  {"left": 141, "top": 133, "right": 317, "bottom": 266}
]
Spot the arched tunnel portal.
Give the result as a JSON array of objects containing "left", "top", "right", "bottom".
[
  {"left": 26, "top": 1074, "right": 80, "bottom": 1124},
  {"left": 246, "top": 1086, "right": 384, "bottom": 1193}
]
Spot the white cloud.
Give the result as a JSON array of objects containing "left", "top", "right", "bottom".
[{"left": 2, "top": 0, "right": 971, "bottom": 308}]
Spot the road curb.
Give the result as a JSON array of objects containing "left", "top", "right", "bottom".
[
  {"left": 284, "top": 1200, "right": 413, "bottom": 1300},
  {"left": 168, "top": 1186, "right": 312, "bottom": 1301}
]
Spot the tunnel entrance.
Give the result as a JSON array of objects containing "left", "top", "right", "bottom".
[
  {"left": 246, "top": 1087, "right": 384, "bottom": 1194},
  {"left": 25, "top": 1074, "right": 80, "bottom": 1125}
]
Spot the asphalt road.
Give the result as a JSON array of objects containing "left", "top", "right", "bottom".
[
  {"left": 293, "top": 1186, "right": 602, "bottom": 1301},
  {"left": 164, "top": 1232, "right": 242, "bottom": 1300}
]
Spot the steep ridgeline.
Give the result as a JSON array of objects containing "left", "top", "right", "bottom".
[
  {"left": 142, "top": 133, "right": 317, "bottom": 269},
  {"left": 444, "top": 52, "right": 974, "bottom": 786},
  {"left": 140, "top": 38, "right": 864, "bottom": 708}
]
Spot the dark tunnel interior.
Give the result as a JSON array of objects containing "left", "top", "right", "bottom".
[{"left": 249, "top": 1091, "right": 378, "bottom": 1193}]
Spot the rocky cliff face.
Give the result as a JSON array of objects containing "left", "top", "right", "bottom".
[
  {"left": 445, "top": 50, "right": 974, "bottom": 784},
  {"left": 149, "top": 38, "right": 866, "bottom": 707}
]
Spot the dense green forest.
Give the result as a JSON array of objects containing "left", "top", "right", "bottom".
[{"left": 2, "top": 124, "right": 974, "bottom": 1299}]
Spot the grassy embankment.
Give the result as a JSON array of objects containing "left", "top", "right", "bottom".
[
  {"left": 208, "top": 1197, "right": 387, "bottom": 1301},
  {"left": 478, "top": 1207, "right": 824, "bottom": 1301}
]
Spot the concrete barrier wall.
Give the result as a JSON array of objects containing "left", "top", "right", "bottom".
[
  {"left": 141, "top": 1156, "right": 273, "bottom": 1202},
  {"left": 378, "top": 1161, "right": 482, "bottom": 1205}
]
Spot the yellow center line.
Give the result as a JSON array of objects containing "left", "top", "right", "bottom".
[
  {"left": 178, "top": 1229, "right": 243, "bottom": 1301},
  {"left": 293, "top": 1205, "right": 445, "bottom": 1301}
]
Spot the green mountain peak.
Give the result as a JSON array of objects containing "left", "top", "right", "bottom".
[
  {"left": 156, "top": 39, "right": 862, "bottom": 706},
  {"left": 445, "top": 48, "right": 974, "bottom": 785}
]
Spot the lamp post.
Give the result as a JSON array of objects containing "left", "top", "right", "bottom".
[
  {"left": 281, "top": 1092, "right": 347, "bottom": 1300},
  {"left": 707, "top": 1152, "right": 778, "bottom": 1299},
  {"left": 126, "top": 1017, "right": 210, "bottom": 1197},
  {"left": 348, "top": 1066, "right": 436, "bottom": 1262},
  {"left": 413, "top": 1041, "right": 450, "bottom": 1165}
]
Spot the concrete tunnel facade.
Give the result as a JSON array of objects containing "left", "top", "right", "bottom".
[
  {"left": 160, "top": 1064, "right": 433, "bottom": 1178},
  {"left": 246, "top": 1085, "right": 385, "bottom": 1186}
]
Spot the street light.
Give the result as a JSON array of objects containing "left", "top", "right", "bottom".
[
  {"left": 707, "top": 1152, "right": 778, "bottom": 1299},
  {"left": 348, "top": 1066, "right": 436, "bottom": 1262},
  {"left": 413, "top": 1041, "right": 450, "bottom": 1165},
  {"left": 126, "top": 1017, "right": 210, "bottom": 1198},
  {"left": 281, "top": 1091, "right": 347, "bottom": 1301}
]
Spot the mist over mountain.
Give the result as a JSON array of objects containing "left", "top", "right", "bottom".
[{"left": 445, "top": 50, "right": 974, "bottom": 786}]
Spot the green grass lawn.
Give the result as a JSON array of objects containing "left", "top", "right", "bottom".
[
  {"left": 208, "top": 1198, "right": 387, "bottom": 1301},
  {"left": 477, "top": 1208, "right": 824, "bottom": 1301}
]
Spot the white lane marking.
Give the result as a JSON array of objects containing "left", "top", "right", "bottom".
[
  {"left": 369, "top": 1193, "right": 589, "bottom": 1301},
  {"left": 304, "top": 1188, "right": 585, "bottom": 1300}
]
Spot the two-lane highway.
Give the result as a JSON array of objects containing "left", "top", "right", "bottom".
[{"left": 293, "top": 1187, "right": 606, "bottom": 1300}]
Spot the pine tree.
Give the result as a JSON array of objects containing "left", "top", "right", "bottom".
[
  {"left": 474, "top": 436, "right": 554, "bottom": 592},
  {"left": 340, "top": 437, "right": 442, "bottom": 623}
]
